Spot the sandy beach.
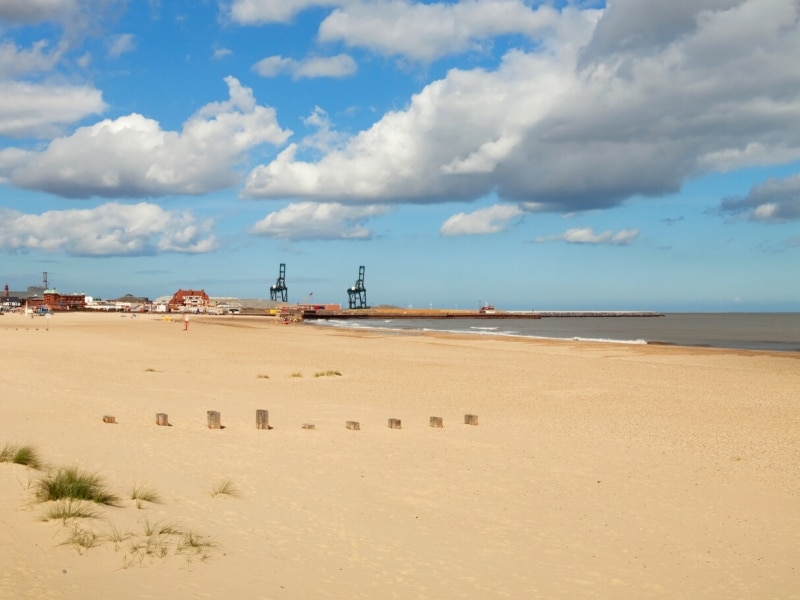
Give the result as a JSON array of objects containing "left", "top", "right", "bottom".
[{"left": 1, "top": 312, "right": 798, "bottom": 599}]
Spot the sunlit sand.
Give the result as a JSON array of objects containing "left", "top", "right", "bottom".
[{"left": 1, "top": 312, "right": 797, "bottom": 599}]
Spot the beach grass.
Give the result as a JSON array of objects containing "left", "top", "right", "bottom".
[
  {"left": 42, "top": 498, "right": 99, "bottom": 523},
  {"left": 210, "top": 479, "right": 239, "bottom": 498},
  {"left": 130, "top": 483, "right": 160, "bottom": 508},
  {"left": 290, "top": 371, "right": 303, "bottom": 378},
  {"left": 0, "top": 442, "right": 42, "bottom": 469},
  {"left": 314, "top": 369, "right": 342, "bottom": 377},
  {"left": 176, "top": 530, "right": 216, "bottom": 553},
  {"left": 61, "top": 524, "right": 100, "bottom": 555},
  {"left": 35, "top": 466, "right": 119, "bottom": 505},
  {"left": 103, "top": 522, "right": 134, "bottom": 549},
  {"left": 123, "top": 519, "right": 216, "bottom": 567}
]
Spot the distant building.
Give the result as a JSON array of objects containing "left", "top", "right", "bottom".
[
  {"left": 168, "top": 289, "right": 210, "bottom": 312},
  {"left": 112, "top": 294, "right": 151, "bottom": 312},
  {"left": 27, "top": 289, "right": 86, "bottom": 311},
  {"left": 1, "top": 296, "right": 22, "bottom": 310}
]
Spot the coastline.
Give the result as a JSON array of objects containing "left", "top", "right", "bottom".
[{"left": 1, "top": 312, "right": 798, "bottom": 599}]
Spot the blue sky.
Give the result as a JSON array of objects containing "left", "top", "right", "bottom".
[{"left": 1, "top": 0, "right": 798, "bottom": 311}]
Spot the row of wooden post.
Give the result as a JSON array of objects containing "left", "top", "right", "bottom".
[{"left": 103, "top": 412, "right": 479, "bottom": 429}]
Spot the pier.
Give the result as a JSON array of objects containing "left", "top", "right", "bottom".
[{"left": 300, "top": 308, "right": 663, "bottom": 320}]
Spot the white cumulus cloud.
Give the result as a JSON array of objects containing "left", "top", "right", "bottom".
[
  {"left": 249, "top": 202, "right": 389, "bottom": 240},
  {"left": 8, "top": 77, "right": 292, "bottom": 198},
  {"left": 0, "top": 81, "right": 106, "bottom": 138},
  {"left": 0, "top": 40, "right": 63, "bottom": 78},
  {"left": 536, "top": 227, "right": 640, "bottom": 246},
  {"left": 440, "top": 204, "right": 524, "bottom": 236},
  {"left": 253, "top": 54, "right": 357, "bottom": 80},
  {"left": 0, "top": 202, "right": 217, "bottom": 256},
  {"left": 319, "top": 0, "right": 561, "bottom": 62},
  {"left": 229, "top": 0, "right": 342, "bottom": 24}
]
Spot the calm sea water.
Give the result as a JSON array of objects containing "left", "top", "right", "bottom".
[{"left": 308, "top": 313, "right": 800, "bottom": 352}]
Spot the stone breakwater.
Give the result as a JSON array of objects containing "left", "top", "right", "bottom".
[{"left": 300, "top": 308, "right": 663, "bottom": 320}]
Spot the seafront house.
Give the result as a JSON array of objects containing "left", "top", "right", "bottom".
[{"left": 168, "top": 289, "right": 210, "bottom": 312}]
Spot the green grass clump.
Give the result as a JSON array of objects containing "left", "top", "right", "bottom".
[
  {"left": 256, "top": 373, "right": 270, "bottom": 379},
  {"left": 290, "top": 371, "right": 303, "bottom": 378},
  {"left": 35, "top": 466, "right": 119, "bottom": 505},
  {"left": 130, "top": 484, "right": 160, "bottom": 508},
  {"left": 314, "top": 370, "right": 342, "bottom": 378},
  {"left": 0, "top": 443, "right": 42, "bottom": 469},
  {"left": 42, "top": 498, "right": 99, "bottom": 523},
  {"left": 12, "top": 445, "right": 42, "bottom": 468}
]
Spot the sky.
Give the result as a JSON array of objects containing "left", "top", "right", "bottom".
[{"left": 0, "top": 0, "right": 798, "bottom": 312}]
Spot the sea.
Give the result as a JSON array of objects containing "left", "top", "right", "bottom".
[{"left": 307, "top": 313, "right": 800, "bottom": 353}]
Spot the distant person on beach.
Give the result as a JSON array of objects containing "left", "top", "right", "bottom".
[{"left": 184, "top": 313, "right": 189, "bottom": 331}]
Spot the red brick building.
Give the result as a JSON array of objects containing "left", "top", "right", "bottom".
[
  {"left": 168, "top": 289, "right": 210, "bottom": 312},
  {"left": 27, "top": 290, "right": 86, "bottom": 311}
]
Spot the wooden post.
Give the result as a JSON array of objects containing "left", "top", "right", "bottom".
[
  {"left": 256, "top": 409, "right": 270, "bottom": 430},
  {"left": 302, "top": 423, "right": 316, "bottom": 430},
  {"left": 102, "top": 415, "right": 117, "bottom": 424},
  {"left": 155, "top": 413, "right": 170, "bottom": 426},
  {"left": 429, "top": 416, "right": 443, "bottom": 428},
  {"left": 388, "top": 418, "right": 402, "bottom": 429},
  {"left": 464, "top": 414, "right": 479, "bottom": 426},
  {"left": 207, "top": 410, "right": 221, "bottom": 429},
  {"left": 346, "top": 420, "right": 360, "bottom": 430}
]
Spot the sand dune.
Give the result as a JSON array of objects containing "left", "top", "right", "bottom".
[{"left": 1, "top": 312, "right": 798, "bottom": 599}]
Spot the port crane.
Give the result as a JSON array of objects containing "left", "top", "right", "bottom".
[
  {"left": 346, "top": 265, "right": 368, "bottom": 309},
  {"left": 270, "top": 263, "right": 288, "bottom": 302}
]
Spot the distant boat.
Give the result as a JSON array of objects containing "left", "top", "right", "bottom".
[{"left": 479, "top": 304, "right": 496, "bottom": 314}]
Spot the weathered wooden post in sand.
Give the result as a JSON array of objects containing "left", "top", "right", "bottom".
[
  {"left": 102, "top": 415, "right": 117, "bottom": 424},
  {"left": 207, "top": 410, "right": 222, "bottom": 429},
  {"left": 155, "top": 413, "right": 170, "bottom": 426},
  {"left": 388, "top": 418, "right": 402, "bottom": 429},
  {"left": 256, "top": 409, "right": 270, "bottom": 430},
  {"left": 464, "top": 414, "right": 479, "bottom": 425},
  {"left": 346, "top": 420, "right": 360, "bottom": 430},
  {"left": 429, "top": 416, "right": 443, "bottom": 428}
]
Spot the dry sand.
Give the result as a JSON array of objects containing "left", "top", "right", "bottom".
[{"left": 1, "top": 312, "right": 798, "bottom": 599}]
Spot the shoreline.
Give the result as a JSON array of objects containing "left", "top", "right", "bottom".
[{"left": 7, "top": 310, "right": 799, "bottom": 352}]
